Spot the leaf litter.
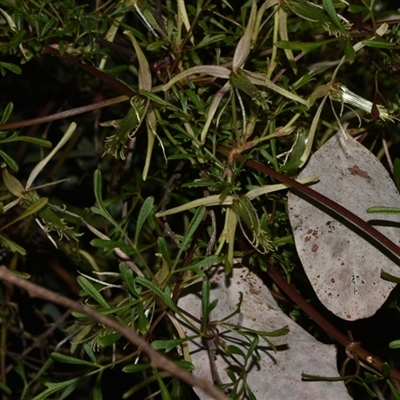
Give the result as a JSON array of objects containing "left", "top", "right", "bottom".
[
  {"left": 288, "top": 130, "right": 400, "bottom": 320},
  {"left": 177, "top": 265, "right": 351, "bottom": 400}
]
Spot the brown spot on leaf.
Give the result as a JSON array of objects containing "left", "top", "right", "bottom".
[
  {"left": 348, "top": 165, "right": 370, "bottom": 178},
  {"left": 249, "top": 285, "right": 259, "bottom": 295},
  {"left": 312, "top": 244, "right": 319, "bottom": 253}
]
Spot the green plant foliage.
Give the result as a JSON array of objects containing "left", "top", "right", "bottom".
[{"left": 0, "top": 0, "right": 400, "bottom": 399}]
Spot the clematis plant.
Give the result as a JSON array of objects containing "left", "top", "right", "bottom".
[
  {"left": 102, "top": 30, "right": 161, "bottom": 181},
  {"left": 1, "top": 122, "right": 80, "bottom": 253},
  {"left": 157, "top": 0, "right": 311, "bottom": 272},
  {"left": 157, "top": 175, "right": 317, "bottom": 273},
  {"left": 162, "top": 0, "right": 307, "bottom": 145}
]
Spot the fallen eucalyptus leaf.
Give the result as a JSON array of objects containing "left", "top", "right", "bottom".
[
  {"left": 288, "top": 130, "right": 400, "bottom": 320},
  {"left": 177, "top": 265, "right": 351, "bottom": 399}
]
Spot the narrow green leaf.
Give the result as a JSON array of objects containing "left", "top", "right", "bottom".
[
  {"left": 139, "top": 90, "right": 181, "bottom": 111},
  {"left": 93, "top": 371, "right": 103, "bottom": 400},
  {"left": 277, "top": 39, "right": 336, "bottom": 53},
  {"left": 245, "top": 334, "right": 259, "bottom": 362},
  {"left": 226, "top": 368, "right": 237, "bottom": 383},
  {"left": 83, "top": 343, "right": 98, "bottom": 365},
  {"left": 99, "top": 332, "right": 121, "bottom": 347},
  {"left": 363, "top": 372, "right": 380, "bottom": 384},
  {"left": 364, "top": 39, "right": 400, "bottom": 49},
  {"left": 143, "top": 109, "right": 156, "bottom": 181},
  {"left": 176, "top": 206, "right": 206, "bottom": 261},
  {"left": 225, "top": 208, "right": 238, "bottom": 274},
  {"left": 31, "top": 378, "right": 80, "bottom": 400},
  {"left": 259, "top": 325, "right": 290, "bottom": 337},
  {"left": 152, "top": 337, "right": 191, "bottom": 353},
  {"left": 382, "top": 362, "right": 391, "bottom": 379},
  {"left": 0, "top": 381, "right": 11, "bottom": 395},
  {"left": 19, "top": 196, "right": 48, "bottom": 216},
  {"left": 1, "top": 135, "right": 52, "bottom": 147},
  {"left": 90, "top": 238, "right": 132, "bottom": 253},
  {"left": 14, "top": 358, "right": 27, "bottom": 386},
  {"left": 137, "top": 301, "right": 150, "bottom": 334},
  {"left": 90, "top": 206, "right": 110, "bottom": 219},
  {"left": 92, "top": 172, "right": 123, "bottom": 232},
  {"left": 301, "top": 372, "right": 344, "bottom": 381},
  {"left": 154, "top": 368, "right": 171, "bottom": 400},
  {"left": 77, "top": 275, "right": 110, "bottom": 309},
  {"left": 157, "top": 237, "right": 172, "bottom": 268},
  {"left": 174, "top": 360, "right": 194, "bottom": 371},
  {"left": 0, "top": 197, "right": 49, "bottom": 232},
  {"left": 59, "top": 40, "right": 65, "bottom": 55},
  {"left": 348, "top": 5, "right": 366, "bottom": 13},
  {"left": 322, "top": 0, "right": 347, "bottom": 35},
  {"left": 193, "top": 34, "right": 226, "bottom": 49},
  {"left": 0, "top": 235, "right": 26, "bottom": 256},
  {"left": 24, "top": 358, "right": 54, "bottom": 392},
  {"left": 344, "top": 39, "right": 355, "bottom": 62},
  {"left": 26, "top": 122, "right": 76, "bottom": 189},
  {"left": 202, "top": 291, "right": 217, "bottom": 332},
  {"left": 245, "top": 383, "right": 257, "bottom": 400},
  {"left": 0, "top": 102, "right": 13, "bottom": 123},
  {"left": 135, "top": 276, "right": 178, "bottom": 312},
  {"left": 124, "top": 30, "right": 151, "bottom": 91},
  {"left": 50, "top": 352, "right": 98, "bottom": 367},
  {"left": 0, "top": 61, "right": 21, "bottom": 75},
  {"left": 119, "top": 263, "right": 139, "bottom": 296},
  {"left": 0, "top": 149, "right": 18, "bottom": 172},
  {"left": 103, "top": 99, "right": 146, "bottom": 159},
  {"left": 134, "top": 196, "right": 154, "bottom": 245},
  {"left": 226, "top": 345, "right": 245, "bottom": 358},
  {"left": 40, "top": 18, "right": 55, "bottom": 37},
  {"left": 232, "top": 0, "right": 256, "bottom": 70},
  {"left": 367, "top": 206, "right": 400, "bottom": 214},
  {"left": 201, "top": 279, "right": 211, "bottom": 332},
  {"left": 362, "top": 380, "right": 381, "bottom": 396},
  {"left": 393, "top": 158, "right": 400, "bottom": 191},
  {"left": 2, "top": 168, "right": 24, "bottom": 197},
  {"left": 388, "top": 380, "right": 400, "bottom": 400},
  {"left": 163, "top": 66, "right": 230, "bottom": 90},
  {"left": 93, "top": 170, "right": 106, "bottom": 211},
  {"left": 146, "top": 40, "right": 169, "bottom": 51},
  {"left": 207, "top": 299, "right": 218, "bottom": 317},
  {"left": 122, "top": 363, "right": 150, "bottom": 373},
  {"left": 381, "top": 269, "right": 400, "bottom": 283},
  {"left": 9, "top": 30, "right": 26, "bottom": 48},
  {"left": 189, "top": 255, "right": 221, "bottom": 271},
  {"left": 389, "top": 340, "right": 400, "bottom": 349}
]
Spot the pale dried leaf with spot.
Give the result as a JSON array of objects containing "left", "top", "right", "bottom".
[
  {"left": 288, "top": 130, "right": 400, "bottom": 320},
  {"left": 177, "top": 265, "right": 351, "bottom": 399}
]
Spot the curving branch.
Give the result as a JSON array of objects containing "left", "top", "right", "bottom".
[{"left": 0, "top": 96, "right": 129, "bottom": 131}]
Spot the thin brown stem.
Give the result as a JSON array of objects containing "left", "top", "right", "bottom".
[
  {"left": 266, "top": 262, "right": 400, "bottom": 382},
  {"left": 0, "top": 95, "right": 129, "bottom": 131},
  {"left": 218, "top": 146, "right": 400, "bottom": 264},
  {"left": 41, "top": 45, "right": 136, "bottom": 97}
]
